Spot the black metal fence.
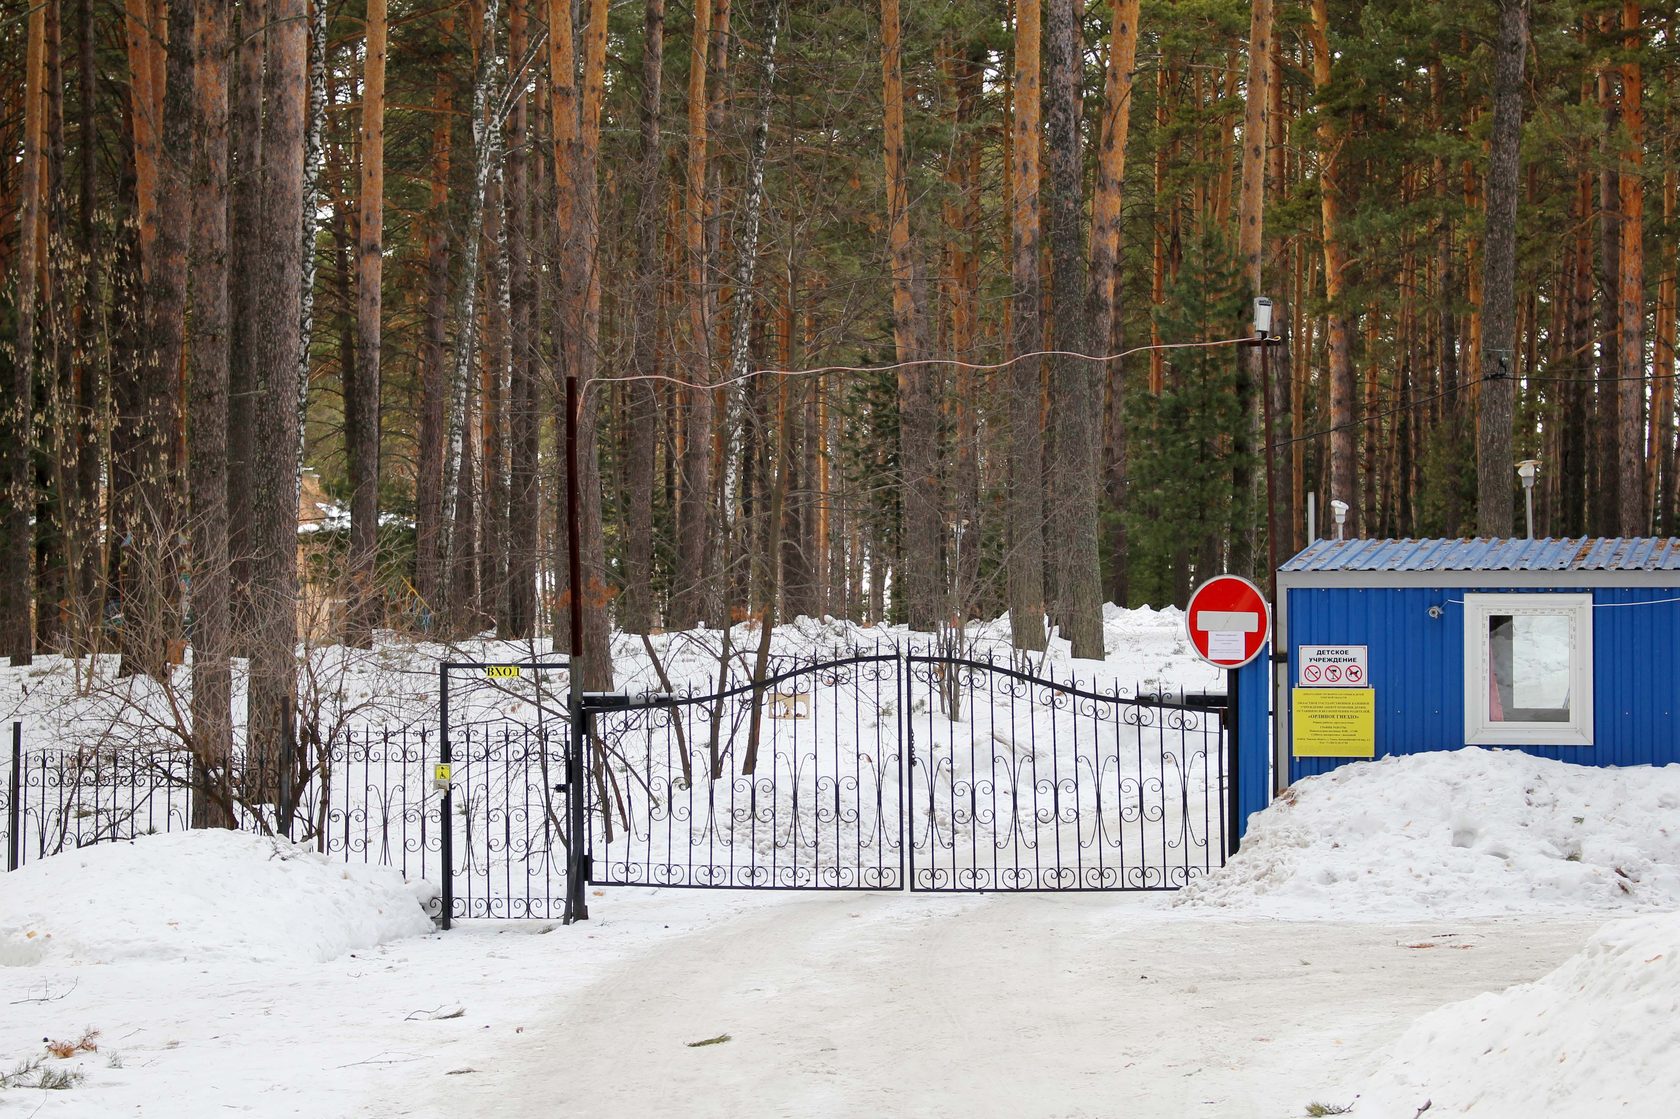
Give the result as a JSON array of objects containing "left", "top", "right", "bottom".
[
  {"left": 3, "top": 646, "right": 1230, "bottom": 918},
  {"left": 2, "top": 722, "right": 450, "bottom": 919}
]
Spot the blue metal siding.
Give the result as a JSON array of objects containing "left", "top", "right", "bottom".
[
  {"left": 1235, "top": 648, "right": 1270, "bottom": 840},
  {"left": 1286, "top": 584, "right": 1680, "bottom": 783}
]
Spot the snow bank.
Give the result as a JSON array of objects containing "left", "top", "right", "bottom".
[
  {"left": 1178, "top": 748, "right": 1680, "bottom": 919},
  {"left": 1346, "top": 910, "right": 1680, "bottom": 1117},
  {"left": 0, "top": 830, "right": 433, "bottom": 966}
]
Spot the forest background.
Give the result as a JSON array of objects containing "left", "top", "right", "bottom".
[{"left": 0, "top": 0, "right": 1675, "bottom": 773}]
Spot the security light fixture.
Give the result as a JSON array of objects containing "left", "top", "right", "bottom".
[
  {"left": 1253, "top": 296, "right": 1274, "bottom": 338},
  {"left": 1517, "top": 459, "right": 1540, "bottom": 540}
]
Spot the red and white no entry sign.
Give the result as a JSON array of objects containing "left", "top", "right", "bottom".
[{"left": 1185, "top": 574, "right": 1270, "bottom": 669}]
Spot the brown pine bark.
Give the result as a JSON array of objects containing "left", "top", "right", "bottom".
[
  {"left": 1090, "top": 0, "right": 1138, "bottom": 606},
  {"left": 1308, "top": 0, "right": 1358, "bottom": 533},
  {"left": 1596, "top": 16, "right": 1623, "bottom": 536},
  {"left": 1008, "top": 0, "right": 1046, "bottom": 651},
  {"left": 227, "top": 0, "right": 266, "bottom": 632},
  {"left": 1236, "top": 0, "right": 1273, "bottom": 573},
  {"left": 1616, "top": 0, "right": 1646, "bottom": 534},
  {"left": 505, "top": 0, "right": 539, "bottom": 637},
  {"left": 1654, "top": 149, "right": 1677, "bottom": 534},
  {"left": 620, "top": 0, "right": 665, "bottom": 635},
  {"left": 188, "top": 0, "right": 233, "bottom": 827},
  {"left": 880, "top": 0, "right": 939, "bottom": 633},
  {"left": 347, "top": 0, "right": 387, "bottom": 643},
  {"left": 1473, "top": 0, "right": 1527, "bottom": 538},
  {"left": 413, "top": 23, "right": 454, "bottom": 620},
  {"left": 1264, "top": 30, "right": 1296, "bottom": 554},
  {"left": 672, "top": 0, "right": 715, "bottom": 627},
  {"left": 4, "top": 0, "right": 47, "bottom": 664},
  {"left": 576, "top": 0, "right": 612, "bottom": 687},
  {"left": 248, "top": 0, "right": 307, "bottom": 805},
  {"left": 1043, "top": 0, "right": 1101, "bottom": 657}
]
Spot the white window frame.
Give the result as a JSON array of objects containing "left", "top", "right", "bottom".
[{"left": 1462, "top": 593, "right": 1594, "bottom": 747}]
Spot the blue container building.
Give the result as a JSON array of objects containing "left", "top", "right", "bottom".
[{"left": 1269, "top": 537, "right": 1680, "bottom": 793}]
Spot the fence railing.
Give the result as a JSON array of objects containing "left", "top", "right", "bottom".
[{"left": 3, "top": 645, "right": 1232, "bottom": 917}]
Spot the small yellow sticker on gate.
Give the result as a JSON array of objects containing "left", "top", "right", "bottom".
[
  {"left": 485, "top": 665, "right": 520, "bottom": 679},
  {"left": 433, "top": 763, "right": 452, "bottom": 790}
]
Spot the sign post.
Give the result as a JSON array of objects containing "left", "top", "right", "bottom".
[{"left": 1185, "top": 575, "right": 1271, "bottom": 858}]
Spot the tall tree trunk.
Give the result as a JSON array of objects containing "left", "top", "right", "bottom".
[
  {"left": 296, "top": 0, "right": 325, "bottom": 483},
  {"left": 724, "top": 0, "right": 785, "bottom": 614},
  {"left": 248, "top": 0, "right": 306, "bottom": 809},
  {"left": 1264, "top": 29, "right": 1295, "bottom": 555},
  {"left": 1044, "top": 0, "right": 1101, "bottom": 657},
  {"left": 505, "top": 0, "right": 539, "bottom": 637},
  {"left": 227, "top": 0, "right": 267, "bottom": 638},
  {"left": 4, "top": 0, "right": 46, "bottom": 664},
  {"left": 1309, "top": 0, "right": 1357, "bottom": 532},
  {"left": 347, "top": 0, "right": 387, "bottom": 643},
  {"left": 1475, "top": 0, "right": 1527, "bottom": 537},
  {"left": 414, "top": 28, "right": 454, "bottom": 620},
  {"left": 445, "top": 0, "right": 503, "bottom": 629},
  {"left": 1090, "top": 0, "right": 1138, "bottom": 606},
  {"left": 1237, "top": 0, "right": 1273, "bottom": 573},
  {"left": 621, "top": 0, "right": 665, "bottom": 634},
  {"left": 1655, "top": 147, "right": 1677, "bottom": 534},
  {"left": 73, "top": 0, "right": 102, "bottom": 623},
  {"left": 1008, "top": 0, "right": 1046, "bottom": 651},
  {"left": 1595, "top": 19, "right": 1622, "bottom": 536},
  {"left": 1616, "top": 0, "right": 1646, "bottom": 534},
  {"left": 189, "top": 0, "right": 234, "bottom": 828},
  {"left": 880, "top": 0, "right": 939, "bottom": 632},
  {"left": 672, "top": 0, "right": 716, "bottom": 627}
]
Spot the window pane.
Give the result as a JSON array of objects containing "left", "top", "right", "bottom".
[
  {"left": 1512, "top": 614, "right": 1571, "bottom": 717},
  {"left": 1487, "top": 612, "right": 1572, "bottom": 723}
]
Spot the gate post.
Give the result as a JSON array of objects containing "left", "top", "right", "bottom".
[
  {"left": 564, "top": 671, "right": 590, "bottom": 924},
  {"left": 8, "top": 723, "right": 20, "bottom": 872},
  {"left": 1225, "top": 669, "right": 1240, "bottom": 861},
  {"left": 438, "top": 665, "right": 453, "bottom": 930}
]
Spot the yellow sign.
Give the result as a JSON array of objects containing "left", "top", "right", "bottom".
[
  {"left": 433, "top": 763, "right": 452, "bottom": 785},
  {"left": 485, "top": 665, "right": 521, "bottom": 679},
  {"left": 1292, "top": 688, "right": 1376, "bottom": 758}
]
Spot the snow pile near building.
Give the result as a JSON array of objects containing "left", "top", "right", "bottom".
[
  {"left": 1178, "top": 748, "right": 1680, "bottom": 919},
  {"left": 1345, "top": 910, "right": 1680, "bottom": 1117},
  {"left": 0, "top": 830, "right": 433, "bottom": 967}
]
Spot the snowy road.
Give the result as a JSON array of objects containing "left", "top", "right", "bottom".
[{"left": 416, "top": 893, "right": 1597, "bottom": 1119}]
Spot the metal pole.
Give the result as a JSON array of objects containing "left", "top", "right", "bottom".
[
  {"left": 1225, "top": 667, "right": 1240, "bottom": 861},
  {"left": 8, "top": 723, "right": 20, "bottom": 873},
  {"left": 439, "top": 664, "right": 453, "bottom": 930},
  {"left": 1525, "top": 485, "right": 1535, "bottom": 540},
  {"left": 1260, "top": 337, "right": 1280, "bottom": 603},
  {"left": 565, "top": 371, "right": 590, "bottom": 923}
]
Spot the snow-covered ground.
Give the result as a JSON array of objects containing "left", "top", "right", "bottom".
[
  {"left": 4, "top": 610, "right": 1680, "bottom": 1117},
  {"left": 1178, "top": 747, "right": 1680, "bottom": 919}
]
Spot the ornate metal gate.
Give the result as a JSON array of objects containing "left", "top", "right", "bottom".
[
  {"left": 901, "top": 654, "right": 1228, "bottom": 891},
  {"left": 570, "top": 648, "right": 1228, "bottom": 900}
]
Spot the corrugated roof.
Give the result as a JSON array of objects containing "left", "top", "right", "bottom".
[{"left": 1280, "top": 537, "right": 1680, "bottom": 573}]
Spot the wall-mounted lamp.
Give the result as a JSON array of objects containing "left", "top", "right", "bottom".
[
  {"left": 1330, "top": 499, "right": 1349, "bottom": 541},
  {"left": 1516, "top": 459, "right": 1540, "bottom": 540}
]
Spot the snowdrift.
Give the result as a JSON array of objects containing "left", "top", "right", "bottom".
[
  {"left": 1178, "top": 748, "right": 1680, "bottom": 919},
  {"left": 1346, "top": 909, "right": 1680, "bottom": 1117},
  {"left": 0, "top": 830, "right": 433, "bottom": 966}
]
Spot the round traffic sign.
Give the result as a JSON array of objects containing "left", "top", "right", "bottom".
[{"left": 1185, "top": 574, "right": 1270, "bottom": 669}]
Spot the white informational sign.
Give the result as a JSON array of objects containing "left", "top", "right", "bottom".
[
  {"left": 1298, "top": 645, "right": 1368, "bottom": 688},
  {"left": 1207, "top": 631, "right": 1247, "bottom": 661}
]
